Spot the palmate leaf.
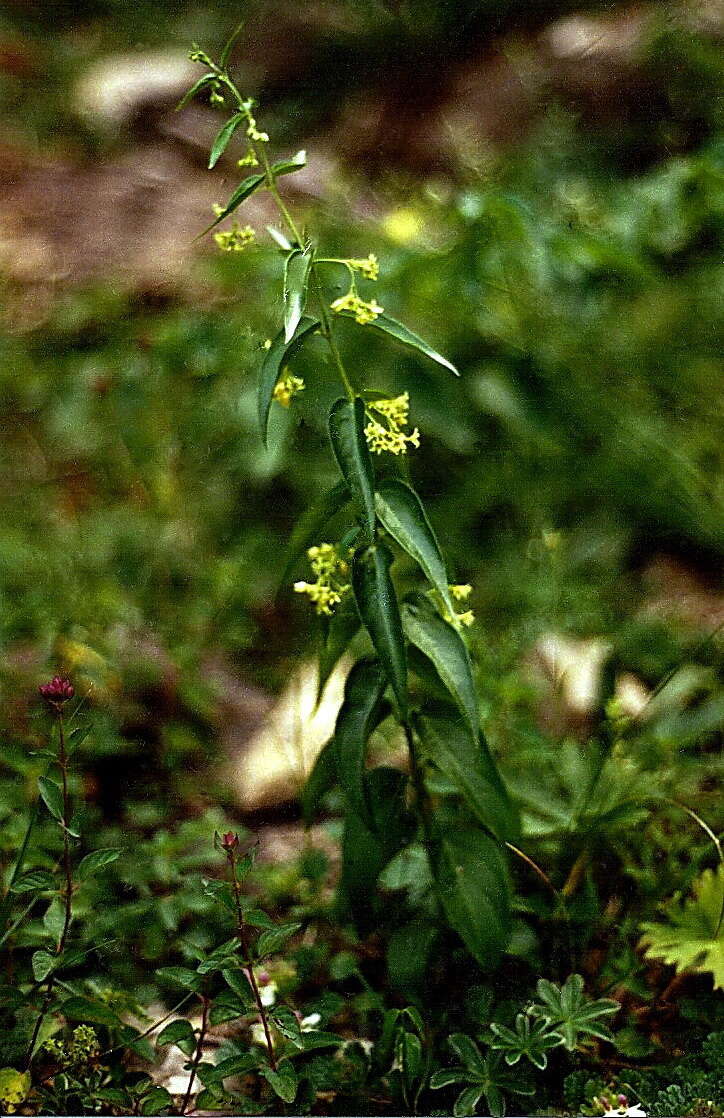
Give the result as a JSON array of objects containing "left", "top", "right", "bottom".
[
  {"left": 489, "top": 1013, "right": 561, "bottom": 1070},
  {"left": 530, "top": 973, "right": 619, "bottom": 1051},
  {"left": 639, "top": 864, "right": 724, "bottom": 989}
]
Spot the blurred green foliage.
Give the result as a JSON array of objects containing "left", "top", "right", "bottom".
[{"left": 0, "top": 5, "right": 722, "bottom": 1111}]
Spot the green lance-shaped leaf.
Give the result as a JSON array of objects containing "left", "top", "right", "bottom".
[
  {"left": 198, "top": 173, "right": 266, "bottom": 237},
  {"left": 258, "top": 316, "right": 320, "bottom": 445},
  {"left": 317, "top": 591, "right": 360, "bottom": 700},
  {"left": 76, "top": 848, "right": 121, "bottom": 881},
  {"left": 328, "top": 397, "right": 376, "bottom": 542},
  {"left": 335, "top": 658, "right": 388, "bottom": 824},
  {"left": 402, "top": 594, "right": 478, "bottom": 740},
  {"left": 302, "top": 738, "right": 337, "bottom": 825},
  {"left": 430, "top": 824, "right": 511, "bottom": 969},
  {"left": 368, "top": 313, "right": 458, "bottom": 375},
  {"left": 219, "top": 21, "right": 245, "bottom": 69},
  {"left": 280, "top": 479, "right": 350, "bottom": 590},
  {"left": 260, "top": 1061, "right": 298, "bottom": 1104},
  {"left": 375, "top": 478, "right": 455, "bottom": 618},
  {"left": 284, "top": 246, "right": 314, "bottom": 343},
  {"left": 415, "top": 707, "right": 518, "bottom": 844},
  {"left": 38, "top": 775, "right": 64, "bottom": 822},
  {"left": 270, "top": 150, "right": 307, "bottom": 178},
  {"left": 208, "top": 111, "right": 246, "bottom": 169},
  {"left": 176, "top": 73, "right": 215, "bottom": 111},
  {"left": 61, "top": 996, "right": 122, "bottom": 1027},
  {"left": 352, "top": 543, "right": 408, "bottom": 717}
]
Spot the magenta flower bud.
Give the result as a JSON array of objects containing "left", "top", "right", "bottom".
[
  {"left": 221, "top": 831, "right": 239, "bottom": 851},
  {"left": 38, "top": 676, "right": 75, "bottom": 704}
]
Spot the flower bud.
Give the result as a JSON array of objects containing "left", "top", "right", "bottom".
[
  {"left": 38, "top": 676, "right": 75, "bottom": 704},
  {"left": 221, "top": 830, "right": 239, "bottom": 851}
]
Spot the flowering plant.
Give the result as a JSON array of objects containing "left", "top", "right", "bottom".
[{"left": 184, "top": 27, "right": 518, "bottom": 970}]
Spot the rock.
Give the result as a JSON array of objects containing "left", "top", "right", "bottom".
[
  {"left": 73, "top": 51, "right": 198, "bottom": 128},
  {"left": 225, "top": 656, "right": 349, "bottom": 812}
]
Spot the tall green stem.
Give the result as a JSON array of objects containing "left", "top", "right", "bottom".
[
  {"left": 26, "top": 709, "right": 74, "bottom": 1066},
  {"left": 215, "top": 69, "right": 356, "bottom": 402},
  {"left": 227, "top": 847, "right": 278, "bottom": 1071}
]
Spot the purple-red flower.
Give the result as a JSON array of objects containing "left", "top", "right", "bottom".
[
  {"left": 221, "top": 831, "right": 239, "bottom": 852},
  {"left": 38, "top": 676, "right": 74, "bottom": 704}
]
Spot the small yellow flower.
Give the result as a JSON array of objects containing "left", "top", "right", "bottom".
[
  {"left": 349, "top": 253, "right": 380, "bottom": 281},
  {"left": 442, "top": 584, "right": 475, "bottom": 628},
  {"left": 330, "top": 290, "right": 384, "bottom": 326},
  {"left": 246, "top": 112, "right": 269, "bottom": 143},
  {"left": 237, "top": 147, "right": 259, "bottom": 167},
  {"left": 273, "top": 370, "right": 305, "bottom": 407},
  {"left": 364, "top": 392, "right": 420, "bottom": 456},
  {"left": 213, "top": 223, "right": 256, "bottom": 253},
  {"left": 294, "top": 543, "right": 350, "bottom": 616}
]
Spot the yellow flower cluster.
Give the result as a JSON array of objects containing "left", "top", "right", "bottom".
[
  {"left": 273, "top": 370, "right": 305, "bottom": 407},
  {"left": 364, "top": 392, "right": 421, "bottom": 456},
  {"left": 349, "top": 253, "right": 380, "bottom": 281},
  {"left": 444, "top": 583, "right": 475, "bottom": 628},
  {"left": 330, "top": 290, "right": 384, "bottom": 325},
  {"left": 213, "top": 223, "right": 256, "bottom": 252},
  {"left": 237, "top": 147, "right": 259, "bottom": 167},
  {"left": 246, "top": 111, "right": 269, "bottom": 143},
  {"left": 294, "top": 543, "right": 350, "bottom": 616}
]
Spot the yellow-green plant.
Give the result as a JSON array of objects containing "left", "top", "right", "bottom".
[{"left": 182, "top": 27, "right": 518, "bottom": 970}]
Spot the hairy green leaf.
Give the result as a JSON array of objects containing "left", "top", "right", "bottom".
[
  {"left": 9, "top": 868, "right": 55, "bottom": 894},
  {"left": 219, "top": 21, "right": 244, "bottom": 69},
  {"left": 256, "top": 922, "right": 302, "bottom": 959},
  {"left": 156, "top": 1019, "right": 196, "bottom": 1055},
  {"left": 31, "top": 949, "right": 55, "bottom": 982},
  {"left": 258, "top": 316, "right": 320, "bottom": 446},
  {"left": 530, "top": 974, "right": 619, "bottom": 1050},
  {"left": 328, "top": 398, "right": 376, "bottom": 542},
  {"left": 352, "top": 543, "right": 407, "bottom": 716}
]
